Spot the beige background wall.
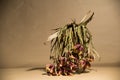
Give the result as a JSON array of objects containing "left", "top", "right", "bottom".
[{"left": 0, "top": 0, "right": 120, "bottom": 68}]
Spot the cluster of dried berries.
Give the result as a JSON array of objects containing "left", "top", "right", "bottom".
[{"left": 46, "top": 44, "right": 94, "bottom": 76}]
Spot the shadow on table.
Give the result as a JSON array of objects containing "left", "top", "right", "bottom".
[
  {"left": 26, "top": 67, "right": 91, "bottom": 75},
  {"left": 26, "top": 67, "right": 47, "bottom": 75}
]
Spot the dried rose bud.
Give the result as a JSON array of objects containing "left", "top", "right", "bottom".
[
  {"left": 74, "top": 44, "right": 81, "bottom": 49},
  {"left": 46, "top": 64, "right": 55, "bottom": 74},
  {"left": 79, "top": 60, "right": 86, "bottom": 68},
  {"left": 58, "top": 57, "right": 67, "bottom": 66},
  {"left": 79, "top": 46, "right": 84, "bottom": 51}
]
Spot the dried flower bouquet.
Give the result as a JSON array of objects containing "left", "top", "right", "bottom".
[{"left": 46, "top": 11, "right": 99, "bottom": 76}]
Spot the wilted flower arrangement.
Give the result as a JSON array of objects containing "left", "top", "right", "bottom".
[{"left": 46, "top": 11, "right": 99, "bottom": 76}]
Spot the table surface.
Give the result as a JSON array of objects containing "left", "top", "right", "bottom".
[{"left": 0, "top": 66, "right": 120, "bottom": 80}]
